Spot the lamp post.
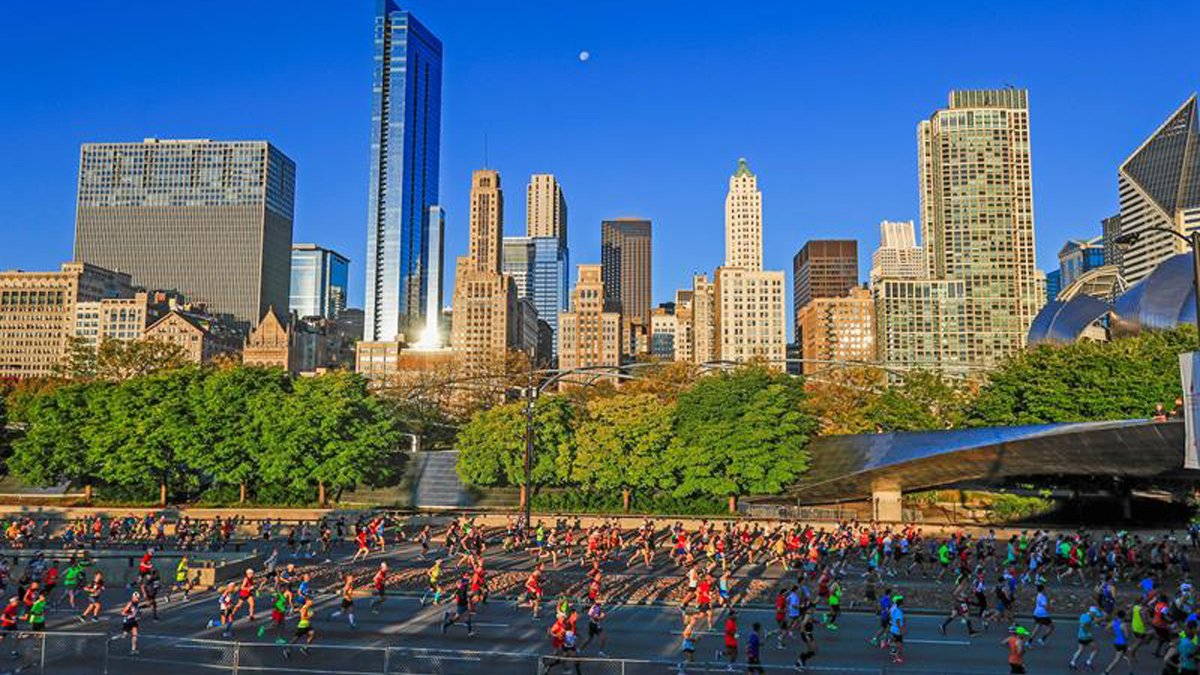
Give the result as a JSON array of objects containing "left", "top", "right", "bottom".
[{"left": 1114, "top": 228, "right": 1200, "bottom": 344}]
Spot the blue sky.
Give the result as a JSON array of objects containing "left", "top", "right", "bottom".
[{"left": 1, "top": 1, "right": 1197, "bottom": 337}]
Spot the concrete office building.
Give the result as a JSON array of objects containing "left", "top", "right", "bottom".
[
  {"left": 73, "top": 138, "right": 296, "bottom": 332},
  {"left": 672, "top": 290, "right": 695, "bottom": 364},
  {"left": 797, "top": 287, "right": 875, "bottom": 375},
  {"left": 289, "top": 244, "right": 349, "bottom": 320},
  {"left": 1115, "top": 96, "right": 1200, "bottom": 283},
  {"left": 364, "top": 2, "right": 443, "bottom": 342},
  {"left": 649, "top": 305, "right": 677, "bottom": 360},
  {"left": 558, "top": 264, "right": 621, "bottom": 385},
  {"left": 690, "top": 274, "right": 715, "bottom": 364},
  {"left": 526, "top": 174, "right": 567, "bottom": 246},
  {"left": 0, "top": 263, "right": 132, "bottom": 378},
  {"left": 918, "top": 89, "right": 1043, "bottom": 370},
  {"left": 714, "top": 159, "right": 787, "bottom": 369},
  {"left": 143, "top": 309, "right": 242, "bottom": 364},
  {"left": 450, "top": 170, "right": 517, "bottom": 372},
  {"left": 600, "top": 218, "right": 651, "bottom": 349}
]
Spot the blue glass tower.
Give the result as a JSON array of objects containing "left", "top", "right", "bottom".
[
  {"left": 289, "top": 244, "right": 350, "bottom": 319},
  {"left": 364, "top": 1, "right": 443, "bottom": 342},
  {"left": 502, "top": 236, "right": 569, "bottom": 359}
]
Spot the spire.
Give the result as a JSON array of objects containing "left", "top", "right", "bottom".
[{"left": 734, "top": 157, "right": 754, "bottom": 178}]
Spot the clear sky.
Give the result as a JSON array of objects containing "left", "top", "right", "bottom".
[{"left": 1, "top": 1, "right": 1197, "bottom": 338}]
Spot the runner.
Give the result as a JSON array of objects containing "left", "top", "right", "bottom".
[
  {"left": 352, "top": 526, "right": 370, "bottom": 562},
  {"left": 794, "top": 596, "right": 818, "bottom": 671},
  {"left": 172, "top": 556, "right": 192, "bottom": 602},
  {"left": 330, "top": 573, "right": 357, "bottom": 628},
  {"left": 1101, "top": 609, "right": 1132, "bottom": 675},
  {"left": 62, "top": 558, "right": 84, "bottom": 609},
  {"left": 441, "top": 576, "right": 475, "bottom": 636},
  {"left": 580, "top": 599, "right": 607, "bottom": 656},
  {"left": 260, "top": 586, "right": 292, "bottom": 643},
  {"left": 719, "top": 609, "right": 738, "bottom": 668},
  {"left": 1068, "top": 606, "right": 1101, "bottom": 671},
  {"left": 282, "top": 596, "right": 315, "bottom": 660},
  {"left": 232, "top": 569, "right": 257, "bottom": 622},
  {"left": 677, "top": 612, "right": 697, "bottom": 674},
  {"left": 79, "top": 571, "right": 104, "bottom": 623},
  {"left": 522, "top": 564, "right": 545, "bottom": 621},
  {"left": 370, "top": 562, "right": 388, "bottom": 614},
  {"left": 1029, "top": 584, "right": 1054, "bottom": 646},
  {"left": 888, "top": 595, "right": 906, "bottom": 665},
  {"left": 420, "top": 559, "right": 443, "bottom": 607},
  {"left": 1004, "top": 625, "right": 1029, "bottom": 674},
  {"left": 120, "top": 591, "right": 141, "bottom": 656},
  {"left": 746, "top": 621, "right": 764, "bottom": 674}
]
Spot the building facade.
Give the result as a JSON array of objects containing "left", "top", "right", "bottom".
[
  {"left": 1058, "top": 237, "right": 1105, "bottom": 289},
  {"left": 600, "top": 218, "right": 651, "bottom": 347},
  {"left": 1102, "top": 214, "right": 1124, "bottom": 268},
  {"left": 797, "top": 287, "right": 875, "bottom": 374},
  {"left": 557, "top": 264, "right": 621, "bottom": 383},
  {"left": 502, "top": 236, "right": 568, "bottom": 358},
  {"left": 364, "top": 2, "right": 443, "bottom": 342},
  {"left": 450, "top": 170, "right": 518, "bottom": 372},
  {"left": 0, "top": 263, "right": 133, "bottom": 378},
  {"left": 725, "top": 159, "right": 763, "bottom": 270},
  {"left": 1044, "top": 269, "right": 1062, "bottom": 302},
  {"left": 1115, "top": 96, "right": 1200, "bottom": 283},
  {"left": 289, "top": 244, "right": 349, "bottom": 320},
  {"left": 870, "top": 220, "right": 926, "bottom": 285},
  {"left": 526, "top": 174, "right": 567, "bottom": 246},
  {"left": 917, "top": 89, "right": 1043, "bottom": 370},
  {"left": 873, "top": 278, "right": 968, "bottom": 378},
  {"left": 649, "top": 305, "right": 677, "bottom": 360},
  {"left": 143, "top": 309, "right": 241, "bottom": 364},
  {"left": 793, "top": 239, "right": 859, "bottom": 347},
  {"left": 74, "top": 138, "right": 296, "bottom": 332},
  {"left": 690, "top": 274, "right": 715, "bottom": 364}
]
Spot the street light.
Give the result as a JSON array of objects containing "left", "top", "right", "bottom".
[{"left": 1114, "top": 227, "right": 1200, "bottom": 345}]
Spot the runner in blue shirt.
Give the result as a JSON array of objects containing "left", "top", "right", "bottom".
[
  {"left": 1069, "top": 606, "right": 1101, "bottom": 671},
  {"left": 1101, "top": 609, "right": 1131, "bottom": 675}
]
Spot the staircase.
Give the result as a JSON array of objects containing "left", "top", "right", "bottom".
[{"left": 412, "top": 451, "right": 467, "bottom": 509}]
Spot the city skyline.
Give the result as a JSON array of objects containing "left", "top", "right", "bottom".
[{"left": 3, "top": 2, "right": 1200, "bottom": 341}]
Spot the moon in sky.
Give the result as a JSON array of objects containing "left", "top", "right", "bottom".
[{"left": 578, "top": 51, "right": 590, "bottom": 62}]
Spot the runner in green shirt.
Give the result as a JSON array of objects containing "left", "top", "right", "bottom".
[
  {"left": 63, "top": 562, "right": 85, "bottom": 609},
  {"left": 25, "top": 594, "right": 46, "bottom": 632}
]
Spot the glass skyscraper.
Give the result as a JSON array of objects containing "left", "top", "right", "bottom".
[
  {"left": 289, "top": 244, "right": 349, "bottom": 319},
  {"left": 502, "top": 236, "right": 569, "bottom": 358},
  {"left": 364, "top": 1, "right": 443, "bottom": 342}
]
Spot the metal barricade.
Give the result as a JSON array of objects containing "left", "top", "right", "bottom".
[
  {"left": 107, "top": 633, "right": 237, "bottom": 675},
  {"left": 3, "top": 630, "right": 108, "bottom": 675},
  {"left": 386, "top": 647, "right": 535, "bottom": 675},
  {"left": 237, "top": 640, "right": 387, "bottom": 674}
]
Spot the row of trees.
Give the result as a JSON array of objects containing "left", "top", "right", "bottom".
[
  {"left": 7, "top": 366, "right": 403, "bottom": 505},
  {"left": 455, "top": 366, "right": 816, "bottom": 512}
]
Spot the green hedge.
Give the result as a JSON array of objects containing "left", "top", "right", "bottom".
[{"left": 531, "top": 490, "right": 727, "bottom": 515}]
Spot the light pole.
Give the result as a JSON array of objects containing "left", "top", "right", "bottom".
[
  {"left": 522, "top": 368, "right": 536, "bottom": 528},
  {"left": 1115, "top": 228, "right": 1200, "bottom": 344}
]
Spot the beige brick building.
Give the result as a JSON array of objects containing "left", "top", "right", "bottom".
[
  {"left": 0, "top": 262, "right": 132, "bottom": 379},
  {"left": 143, "top": 310, "right": 241, "bottom": 364},
  {"left": 690, "top": 274, "right": 715, "bottom": 364},
  {"left": 558, "top": 264, "right": 621, "bottom": 385},
  {"left": 797, "top": 286, "right": 875, "bottom": 374}
]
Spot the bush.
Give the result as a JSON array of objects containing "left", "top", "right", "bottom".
[{"left": 530, "top": 490, "right": 727, "bottom": 515}]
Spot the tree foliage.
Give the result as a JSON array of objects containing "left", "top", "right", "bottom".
[
  {"left": 455, "top": 395, "right": 576, "bottom": 490},
  {"left": 56, "top": 337, "right": 188, "bottom": 382},
  {"left": 865, "top": 370, "right": 971, "bottom": 432},
  {"left": 572, "top": 393, "right": 674, "bottom": 497}
]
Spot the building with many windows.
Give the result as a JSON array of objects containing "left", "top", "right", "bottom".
[
  {"left": 600, "top": 218, "right": 651, "bottom": 350},
  {"left": 502, "top": 236, "right": 568, "bottom": 359},
  {"left": 797, "top": 286, "right": 875, "bottom": 375},
  {"left": 558, "top": 264, "right": 621, "bottom": 385},
  {"left": 917, "top": 89, "right": 1043, "bottom": 370},
  {"left": 1114, "top": 96, "right": 1200, "bottom": 283},
  {"left": 869, "top": 220, "right": 926, "bottom": 285},
  {"left": 873, "top": 278, "right": 968, "bottom": 378},
  {"left": 526, "top": 174, "right": 567, "bottom": 247},
  {"left": 289, "top": 244, "right": 349, "bottom": 320},
  {"left": 1058, "top": 237, "right": 1105, "bottom": 289},
  {"left": 649, "top": 304, "right": 677, "bottom": 360},
  {"left": 73, "top": 138, "right": 296, "bottom": 332},
  {"left": 793, "top": 239, "right": 859, "bottom": 354},
  {"left": 364, "top": 2, "right": 443, "bottom": 342},
  {"left": 143, "top": 308, "right": 241, "bottom": 364}
]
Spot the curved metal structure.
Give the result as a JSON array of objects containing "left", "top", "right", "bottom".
[
  {"left": 1027, "top": 294, "right": 1112, "bottom": 346},
  {"left": 786, "top": 419, "right": 1193, "bottom": 504},
  {"left": 1111, "top": 253, "right": 1198, "bottom": 336}
]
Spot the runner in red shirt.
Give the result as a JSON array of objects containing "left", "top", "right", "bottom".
[
  {"left": 696, "top": 573, "right": 715, "bottom": 630},
  {"left": 369, "top": 562, "right": 388, "bottom": 614},
  {"left": 352, "top": 528, "right": 370, "bottom": 562},
  {"left": 721, "top": 609, "right": 739, "bottom": 667}
]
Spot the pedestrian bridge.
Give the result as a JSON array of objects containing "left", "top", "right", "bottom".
[{"left": 783, "top": 419, "right": 1194, "bottom": 519}]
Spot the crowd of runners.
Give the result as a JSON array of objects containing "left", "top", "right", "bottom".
[{"left": 0, "top": 513, "right": 1199, "bottom": 673}]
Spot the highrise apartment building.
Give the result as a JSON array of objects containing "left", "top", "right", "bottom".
[
  {"left": 0, "top": 262, "right": 132, "bottom": 378},
  {"left": 502, "top": 237, "right": 568, "bottom": 358},
  {"left": 797, "top": 286, "right": 875, "bottom": 375},
  {"left": 600, "top": 218, "right": 652, "bottom": 347},
  {"left": 451, "top": 170, "right": 517, "bottom": 371},
  {"left": 289, "top": 244, "right": 349, "bottom": 320},
  {"left": 364, "top": 2, "right": 443, "bottom": 342},
  {"left": 673, "top": 289, "right": 695, "bottom": 363},
  {"left": 557, "top": 264, "right": 621, "bottom": 383},
  {"left": 1102, "top": 214, "right": 1124, "bottom": 268},
  {"left": 917, "top": 89, "right": 1043, "bottom": 369},
  {"left": 714, "top": 159, "right": 787, "bottom": 368},
  {"left": 1115, "top": 96, "right": 1200, "bottom": 283},
  {"left": 873, "top": 278, "right": 968, "bottom": 376},
  {"left": 526, "top": 174, "right": 567, "bottom": 246},
  {"left": 690, "top": 274, "right": 716, "bottom": 364},
  {"left": 73, "top": 138, "right": 295, "bottom": 332},
  {"left": 869, "top": 220, "right": 926, "bottom": 285}
]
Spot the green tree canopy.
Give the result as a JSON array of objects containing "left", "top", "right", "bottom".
[
  {"left": 455, "top": 395, "right": 577, "bottom": 489},
  {"left": 865, "top": 369, "right": 971, "bottom": 432},
  {"left": 572, "top": 393, "right": 674, "bottom": 500},
  {"left": 8, "top": 383, "right": 101, "bottom": 487}
]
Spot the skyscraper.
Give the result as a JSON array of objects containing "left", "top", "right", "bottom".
[
  {"left": 714, "top": 159, "right": 787, "bottom": 368},
  {"left": 792, "top": 240, "right": 859, "bottom": 340},
  {"left": 451, "top": 170, "right": 517, "bottom": 370},
  {"left": 420, "top": 205, "right": 446, "bottom": 345},
  {"left": 502, "top": 236, "right": 568, "bottom": 358},
  {"left": 364, "top": 2, "right": 443, "bottom": 342},
  {"left": 526, "top": 174, "right": 567, "bottom": 246},
  {"left": 797, "top": 287, "right": 875, "bottom": 375},
  {"left": 1058, "top": 237, "right": 1105, "bottom": 288},
  {"left": 289, "top": 244, "right": 349, "bottom": 319},
  {"left": 917, "top": 89, "right": 1043, "bottom": 369},
  {"left": 74, "top": 138, "right": 295, "bottom": 331},
  {"left": 557, "top": 264, "right": 621, "bottom": 384},
  {"left": 870, "top": 220, "right": 926, "bottom": 285},
  {"left": 1115, "top": 96, "right": 1200, "bottom": 283},
  {"left": 600, "top": 218, "right": 652, "bottom": 346},
  {"left": 725, "top": 158, "right": 763, "bottom": 270}
]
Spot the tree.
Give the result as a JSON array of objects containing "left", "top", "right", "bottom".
[
  {"left": 865, "top": 369, "right": 971, "bottom": 432},
  {"left": 8, "top": 383, "right": 103, "bottom": 494},
  {"left": 968, "top": 327, "right": 1194, "bottom": 426},
  {"left": 572, "top": 393, "right": 675, "bottom": 510},
  {"left": 455, "top": 395, "right": 577, "bottom": 499},
  {"left": 664, "top": 366, "right": 816, "bottom": 511},
  {"left": 804, "top": 368, "right": 885, "bottom": 435},
  {"left": 95, "top": 339, "right": 188, "bottom": 381}
]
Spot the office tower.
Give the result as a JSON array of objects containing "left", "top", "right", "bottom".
[
  {"left": 793, "top": 240, "right": 859, "bottom": 341},
  {"left": 1102, "top": 214, "right": 1124, "bottom": 268},
  {"left": 918, "top": 89, "right": 1043, "bottom": 369},
  {"left": 873, "top": 278, "right": 968, "bottom": 378},
  {"left": 73, "top": 139, "right": 295, "bottom": 331},
  {"left": 600, "top": 218, "right": 652, "bottom": 344},
  {"left": 1044, "top": 270, "right": 1062, "bottom": 302},
  {"left": 557, "top": 264, "right": 621, "bottom": 383},
  {"left": 502, "top": 236, "right": 568, "bottom": 358},
  {"left": 691, "top": 274, "right": 715, "bottom": 364},
  {"left": 725, "top": 158, "right": 763, "bottom": 270},
  {"left": 870, "top": 220, "right": 926, "bottom": 285},
  {"left": 649, "top": 305, "right": 677, "bottom": 360},
  {"left": 797, "top": 287, "right": 875, "bottom": 375},
  {"left": 527, "top": 174, "right": 567, "bottom": 246},
  {"left": 1115, "top": 96, "right": 1200, "bottom": 283},
  {"left": 419, "top": 205, "right": 446, "bottom": 345},
  {"left": 451, "top": 170, "right": 518, "bottom": 370},
  {"left": 364, "top": 2, "right": 443, "bottom": 342},
  {"left": 289, "top": 244, "right": 349, "bottom": 320},
  {"left": 0, "top": 262, "right": 131, "bottom": 378},
  {"left": 1058, "top": 237, "right": 1105, "bottom": 288}
]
